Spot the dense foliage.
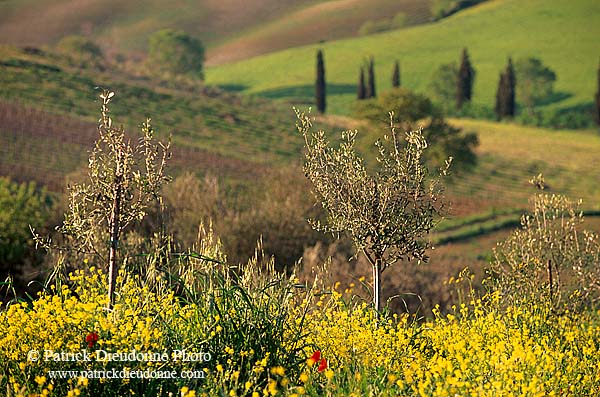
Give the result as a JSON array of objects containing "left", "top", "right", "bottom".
[
  {"left": 366, "top": 57, "right": 376, "bottom": 99},
  {"left": 429, "top": 62, "right": 458, "bottom": 107},
  {"left": 147, "top": 29, "right": 205, "bottom": 80},
  {"left": 456, "top": 48, "right": 475, "bottom": 109},
  {"left": 0, "top": 178, "right": 53, "bottom": 293},
  {"left": 431, "top": 0, "right": 488, "bottom": 19},
  {"left": 357, "top": 67, "right": 366, "bottom": 100},
  {"left": 55, "top": 36, "right": 104, "bottom": 70},
  {"left": 495, "top": 58, "right": 516, "bottom": 119},
  {"left": 315, "top": 50, "right": 326, "bottom": 113},
  {"left": 514, "top": 57, "right": 557, "bottom": 115},
  {"left": 392, "top": 60, "right": 401, "bottom": 88},
  {"left": 352, "top": 88, "right": 478, "bottom": 172}
]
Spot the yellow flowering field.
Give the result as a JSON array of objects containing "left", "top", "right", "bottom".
[
  {"left": 2, "top": 92, "right": 599, "bottom": 396},
  {"left": 1, "top": 266, "right": 599, "bottom": 397}
]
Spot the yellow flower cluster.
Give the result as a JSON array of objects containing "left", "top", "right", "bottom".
[
  {"left": 0, "top": 268, "right": 200, "bottom": 396},
  {"left": 297, "top": 289, "right": 600, "bottom": 396},
  {"left": 2, "top": 265, "right": 599, "bottom": 396}
]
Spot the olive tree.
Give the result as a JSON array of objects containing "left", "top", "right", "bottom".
[
  {"left": 492, "top": 174, "right": 600, "bottom": 313},
  {"left": 34, "top": 90, "right": 170, "bottom": 309},
  {"left": 296, "top": 109, "right": 450, "bottom": 313}
]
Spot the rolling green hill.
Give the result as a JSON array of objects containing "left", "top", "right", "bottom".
[
  {"left": 0, "top": 0, "right": 431, "bottom": 65},
  {"left": 2, "top": 42, "right": 599, "bottom": 213},
  {"left": 446, "top": 118, "right": 600, "bottom": 209},
  {"left": 3, "top": 38, "right": 600, "bottom": 198},
  {"left": 207, "top": 0, "right": 600, "bottom": 116}
]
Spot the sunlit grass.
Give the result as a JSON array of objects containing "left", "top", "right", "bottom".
[{"left": 207, "top": 0, "right": 600, "bottom": 116}]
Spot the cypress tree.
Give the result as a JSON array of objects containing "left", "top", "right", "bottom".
[
  {"left": 367, "top": 57, "right": 376, "bottom": 98},
  {"left": 316, "top": 49, "right": 326, "bottom": 113},
  {"left": 357, "top": 67, "right": 366, "bottom": 100},
  {"left": 456, "top": 48, "right": 475, "bottom": 109},
  {"left": 495, "top": 71, "right": 507, "bottom": 119},
  {"left": 595, "top": 59, "right": 600, "bottom": 126},
  {"left": 505, "top": 57, "right": 516, "bottom": 117},
  {"left": 495, "top": 58, "right": 516, "bottom": 119},
  {"left": 392, "top": 60, "right": 401, "bottom": 88}
]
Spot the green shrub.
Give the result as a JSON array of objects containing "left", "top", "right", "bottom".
[
  {"left": 428, "top": 62, "right": 458, "bottom": 108},
  {"left": 431, "top": 0, "right": 487, "bottom": 20},
  {"left": 55, "top": 35, "right": 104, "bottom": 69},
  {"left": 515, "top": 107, "right": 595, "bottom": 129},
  {"left": 514, "top": 57, "right": 557, "bottom": 115},
  {"left": 444, "top": 102, "right": 496, "bottom": 120},
  {"left": 353, "top": 87, "right": 434, "bottom": 124},
  {"left": 0, "top": 178, "right": 52, "bottom": 277},
  {"left": 358, "top": 13, "right": 408, "bottom": 36},
  {"left": 147, "top": 29, "right": 205, "bottom": 80},
  {"left": 352, "top": 88, "right": 478, "bottom": 173}
]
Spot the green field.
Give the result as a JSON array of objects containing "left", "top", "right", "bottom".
[
  {"left": 207, "top": 0, "right": 600, "bottom": 115},
  {"left": 2, "top": 42, "right": 600, "bottom": 208},
  {"left": 445, "top": 118, "right": 600, "bottom": 210}
]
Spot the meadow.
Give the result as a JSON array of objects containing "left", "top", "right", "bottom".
[
  {"left": 0, "top": 46, "right": 301, "bottom": 166},
  {"left": 2, "top": 221, "right": 599, "bottom": 396},
  {"left": 2, "top": 85, "right": 600, "bottom": 395},
  {"left": 2, "top": 1, "right": 600, "bottom": 394},
  {"left": 207, "top": 0, "right": 600, "bottom": 116}
]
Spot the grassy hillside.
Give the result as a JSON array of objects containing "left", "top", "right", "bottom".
[
  {"left": 2, "top": 42, "right": 600, "bottom": 246},
  {"left": 0, "top": 45, "right": 305, "bottom": 161},
  {"left": 0, "top": 45, "right": 305, "bottom": 191},
  {"left": 444, "top": 118, "right": 600, "bottom": 210},
  {"left": 3, "top": 41, "right": 600, "bottom": 316},
  {"left": 0, "top": 0, "right": 431, "bottom": 64},
  {"left": 2, "top": 41, "right": 600, "bottom": 206},
  {"left": 207, "top": 0, "right": 600, "bottom": 116}
]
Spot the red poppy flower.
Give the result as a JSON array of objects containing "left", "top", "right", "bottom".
[
  {"left": 317, "top": 358, "right": 328, "bottom": 372},
  {"left": 310, "top": 350, "right": 321, "bottom": 362},
  {"left": 85, "top": 332, "right": 99, "bottom": 348}
]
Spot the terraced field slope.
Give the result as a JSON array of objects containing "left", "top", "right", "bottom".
[
  {"left": 0, "top": 0, "right": 431, "bottom": 64},
  {"left": 0, "top": 46, "right": 301, "bottom": 191}
]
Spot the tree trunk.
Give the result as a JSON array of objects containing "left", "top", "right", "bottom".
[
  {"left": 372, "top": 254, "right": 383, "bottom": 315},
  {"left": 107, "top": 152, "right": 124, "bottom": 310},
  {"left": 547, "top": 259, "right": 553, "bottom": 308}
]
